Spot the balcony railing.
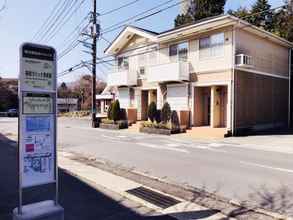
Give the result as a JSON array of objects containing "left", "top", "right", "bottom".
[
  {"left": 147, "top": 61, "right": 189, "bottom": 83},
  {"left": 107, "top": 68, "right": 137, "bottom": 86}
]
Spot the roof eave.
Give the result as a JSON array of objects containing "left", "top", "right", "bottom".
[{"left": 104, "top": 26, "right": 158, "bottom": 55}]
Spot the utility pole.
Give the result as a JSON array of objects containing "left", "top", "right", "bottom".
[{"left": 91, "top": 0, "right": 98, "bottom": 127}]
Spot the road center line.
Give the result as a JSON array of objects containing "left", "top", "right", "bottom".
[{"left": 240, "top": 161, "right": 293, "bottom": 174}]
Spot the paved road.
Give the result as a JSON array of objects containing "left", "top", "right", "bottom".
[
  {"left": 1, "top": 117, "right": 293, "bottom": 216},
  {"left": 0, "top": 131, "right": 179, "bottom": 220}
]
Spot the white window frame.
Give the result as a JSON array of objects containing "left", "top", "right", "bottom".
[
  {"left": 199, "top": 32, "right": 225, "bottom": 60},
  {"left": 169, "top": 41, "right": 189, "bottom": 63},
  {"left": 117, "top": 56, "right": 129, "bottom": 71}
]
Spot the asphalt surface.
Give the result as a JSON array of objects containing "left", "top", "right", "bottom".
[
  {"left": 0, "top": 121, "right": 177, "bottom": 220},
  {"left": 1, "top": 117, "right": 293, "bottom": 216}
]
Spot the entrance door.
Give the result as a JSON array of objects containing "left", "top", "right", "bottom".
[
  {"left": 194, "top": 87, "right": 211, "bottom": 126},
  {"left": 141, "top": 91, "right": 149, "bottom": 120}
]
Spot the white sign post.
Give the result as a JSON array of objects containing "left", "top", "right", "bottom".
[{"left": 14, "top": 43, "right": 63, "bottom": 219}]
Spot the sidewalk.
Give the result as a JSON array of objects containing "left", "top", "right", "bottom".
[{"left": 58, "top": 151, "right": 233, "bottom": 220}]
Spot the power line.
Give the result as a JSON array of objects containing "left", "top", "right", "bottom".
[
  {"left": 38, "top": 0, "right": 75, "bottom": 42},
  {"left": 57, "top": 13, "right": 90, "bottom": 49},
  {"left": 41, "top": 0, "right": 79, "bottom": 43},
  {"left": 101, "top": 0, "right": 178, "bottom": 34},
  {"left": 32, "top": 0, "right": 64, "bottom": 41},
  {"left": 58, "top": 40, "right": 81, "bottom": 61},
  {"left": 99, "top": 0, "right": 142, "bottom": 16},
  {"left": 45, "top": 0, "right": 87, "bottom": 43},
  {"left": 35, "top": 0, "right": 72, "bottom": 42}
]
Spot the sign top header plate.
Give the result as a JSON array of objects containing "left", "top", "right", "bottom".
[{"left": 22, "top": 43, "right": 56, "bottom": 61}]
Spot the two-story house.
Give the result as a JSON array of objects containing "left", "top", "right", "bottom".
[{"left": 105, "top": 15, "right": 293, "bottom": 136}]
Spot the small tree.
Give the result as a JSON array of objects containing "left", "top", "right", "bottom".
[
  {"left": 111, "top": 100, "right": 121, "bottom": 122},
  {"left": 155, "top": 109, "right": 162, "bottom": 123},
  {"left": 107, "top": 102, "right": 113, "bottom": 120},
  {"left": 161, "top": 102, "right": 171, "bottom": 124},
  {"left": 147, "top": 102, "right": 157, "bottom": 122}
]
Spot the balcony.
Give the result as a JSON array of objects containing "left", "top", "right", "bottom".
[
  {"left": 107, "top": 69, "right": 137, "bottom": 86},
  {"left": 147, "top": 61, "right": 189, "bottom": 83}
]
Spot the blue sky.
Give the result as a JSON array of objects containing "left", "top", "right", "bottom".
[{"left": 0, "top": 0, "right": 284, "bottom": 82}]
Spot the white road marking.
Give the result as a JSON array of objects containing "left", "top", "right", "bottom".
[
  {"left": 117, "top": 135, "right": 127, "bottom": 138},
  {"left": 209, "top": 143, "right": 225, "bottom": 148},
  {"left": 166, "top": 143, "right": 181, "bottom": 147},
  {"left": 101, "top": 134, "right": 120, "bottom": 140},
  {"left": 136, "top": 142, "right": 189, "bottom": 153},
  {"left": 240, "top": 161, "right": 293, "bottom": 174}
]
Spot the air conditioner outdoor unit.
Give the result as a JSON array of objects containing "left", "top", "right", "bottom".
[{"left": 236, "top": 54, "right": 253, "bottom": 68}]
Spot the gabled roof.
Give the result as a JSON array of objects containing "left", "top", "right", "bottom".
[
  {"left": 105, "top": 15, "right": 293, "bottom": 56},
  {"left": 104, "top": 26, "right": 158, "bottom": 55}
]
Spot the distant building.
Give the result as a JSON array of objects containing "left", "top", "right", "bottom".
[
  {"left": 57, "top": 98, "right": 80, "bottom": 113},
  {"left": 96, "top": 85, "right": 117, "bottom": 116},
  {"left": 96, "top": 93, "right": 115, "bottom": 116}
]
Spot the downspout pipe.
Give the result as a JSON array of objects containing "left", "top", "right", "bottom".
[
  {"left": 289, "top": 48, "right": 292, "bottom": 128},
  {"left": 231, "top": 25, "right": 237, "bottom": 136}
]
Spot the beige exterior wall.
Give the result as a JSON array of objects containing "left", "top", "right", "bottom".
[
  {"left": 117, "top": 27, "right": 234, "bottom": 78},
  {"left": 235, "top": 70, "right": 289, "bottom": 130},
  {"left": 235, "top": 29, "right": 289, "bottom": 77},
  {"left": 158, "top": 27, "right": 234, "bottom": 74}
]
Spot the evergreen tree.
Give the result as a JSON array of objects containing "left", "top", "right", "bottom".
[
  {"left": 161, "top": 102, "right": 171, "bottom": 124},
  {"left": 250, "top": 0, "right": 273, "bottom": 31},
  {"left": 147, "top": 102, "right": 157, "bottom": 122},
  {"left": 111, "top": 100, "right": 121, "bottom": 122},
  {"left": 174, "top": 0, "right": 226, "bottom": 27},
  {"left": 228, "top": 7, "right": 251, "bottom": 22},
  {"left": 272, "top": 2, "right": 293, "bottom": 42},
  {"left": 230, "top": 0, "right": 293, "bottom": 42}
]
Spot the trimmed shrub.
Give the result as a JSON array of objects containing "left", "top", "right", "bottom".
[
  {"left": 119, "top": 108, "right": 127, "bottom": 120},
  {"left": 155, "top": 109, "right": 161, "bottom": 123},
  {"left": 161, "top": 102, "right": 171, "bottom": 123},
  {"left": 141, "top": 121, "right": 170, "bottom": 130},
  {"left": 101, "top": 118, "right": 114, "bottom": 124},
  {"left": 111, "top": 100, "right": 121, "bottom": 122},
  {"left": 107, "top": 102, "right": 113, "bottom": 120},
  {"left": 147, "top": 102, "right": 157, "bottom": 122},
  {"left": 171, "top": 110, "right": 180, "bottom": 131}
]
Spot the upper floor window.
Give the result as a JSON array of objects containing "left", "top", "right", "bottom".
[
  {"left": 117, "top": 57, "right": 129, "bottom": 71},
  {"left": 199, "top": 32, "right": 225, "bottom": 59},
  {"left": 169, "top": 42, "right": 188, "bottom": 62}
]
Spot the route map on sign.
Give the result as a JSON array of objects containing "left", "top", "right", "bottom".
[{"left": 22, "top": 116, "right": 54, "bottom": 187}]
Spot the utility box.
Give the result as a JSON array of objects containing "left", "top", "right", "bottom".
[{"left": 13, "top": 200, "right": 64, "bottom": 220}]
